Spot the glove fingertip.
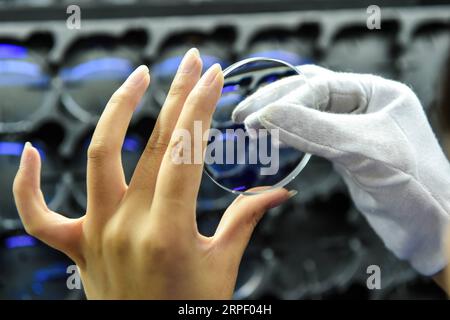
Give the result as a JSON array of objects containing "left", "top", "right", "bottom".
[
  {"left": 243, "top": 111, "right": 264, "bottom": 139},
  {"left": 231, "top": 101, "right": 249, "bottom": 123}
]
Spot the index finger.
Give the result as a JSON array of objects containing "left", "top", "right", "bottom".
[{"left": 153, "top": 64, "right": 223, "bottom": 214}]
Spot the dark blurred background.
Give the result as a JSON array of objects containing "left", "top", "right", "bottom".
[{"left": 0, "top": 0, "right": 449, "bottom": 300}]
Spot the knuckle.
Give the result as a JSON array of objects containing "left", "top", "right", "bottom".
[
  {"left": 140, "top": 236, "right": 172, "bottom": 261},
  {"left": 102, "top": 224, "right": 131, "bottom": 257},
  {"left": 148, "top": 140, "right": 170, "bottom": 156},
  {"left": 139, "top": 232, "right": 189, "bottom": 263},
  {"left": 167, "top": 75, "right": 190, "bottom": 99},
  {"left": 146, "top": 127, "right": 171, "bottom": 157},
  {"left": 87, "top": 142, "right": 111, "bottom": 161},
  {"left": 109, "top": 88, "right": 135, "bottom": 107}
]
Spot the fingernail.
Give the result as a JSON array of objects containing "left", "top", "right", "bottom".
[
  {"left": 267, "top": 189, "right": 297, "bottom": 210},
  {"left": 20, "top": 142, "right": 33, "bottom": 167},
  {"left": 125, "top": 65, "right": 149, "bottom": 86},
  {"left": 178, "top": 48, "right": 199, "bottom": 73},
  {"left": 287, "top": 190, "right": 298, "bottom": 199},
  {"left": 200, "top": 63, "right": 221, "bottom": 86}
]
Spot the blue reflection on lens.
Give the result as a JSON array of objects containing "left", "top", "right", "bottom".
[
  {"left": 60, "top": 57, "right": 134, "bottom": 83},
  {"left": 222, "top": 84, "right": 240, "bottom": 94},
  {"left": 205, "top": 58, "right": 310, "bottom": 193},
  {"left": 214, "top": 93, "right": 244, "bottom": 125},
  {"left": 207, "top": 129, "right": 246, "bottom": 178},
  {"left": 0, "top": 44, "right": 27, "bottom": 59},
  {"left": 262, "top": 74, "right": 279, "bottom": 83},
  {"left": 206, "top": 110, "right": 304, "bottom": 193}
]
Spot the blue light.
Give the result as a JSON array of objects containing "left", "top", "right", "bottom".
[
  {"left": 31, "top": 282, "right": 44, "bottom": 296},
  {"left": 0, "top": 76, "right": 50, "bottom": 88},
  {"left": 153, "top": 55, "right": 182, "bottom": 76},
  {"left": 218, "top": 131, "right": 240, "bottom": 142},
  {"left": 0, "top": 45, "right": 49, "bottom": 88},
  {"left": 33, "top": 263, "right": 68, "bottom": 282},
  {"left": 222, "top": 84, "right": 240, "bottom": 94},
  {"left": 202, "top": 55, "right": 229, "bottom": 70},
  {"left": 0, "top": 142, "right": 46, "bottom": 159},
  {"left": 60, "top": 57, "right": 134, "bottom": 83},
  {"left": 217, "top": 93, "right": 243, "bottom": 108},
  {"left": 153, "top": 54, "right": 228, "bottom": 78},
  {"left": 0, "top": 60, "right": 49, "bottom": 87},
  {"left": 262, "top": 75, "right": 280, "bottom": 84},
  {"left": 0, "top": 60, "right": 42, "bottom": 76},
  {"left": 122, "top": 137, "right": 141, "bottom": 152},
  {"left": 0, "top": 141, "right": 23, "bottom": 156},
  {"left": 0, "top": 44, "right": 27, "bottom": 59},
  {"left": 233, "top": 186, "right": 246, "bottom": 191},
  {"left": 5, "top": 235, "right": 37, "bottom": 249},
  {"left": 245, "top": 50, "right": 313, "bottom": 66}
]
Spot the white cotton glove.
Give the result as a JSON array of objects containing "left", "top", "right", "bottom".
[{"left": 232, "top": 65, "right": 450, "bottom": 276}]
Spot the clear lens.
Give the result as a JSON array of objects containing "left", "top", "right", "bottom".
[{"left": 204, "top": 57, "right": 314, "bottom": 195}]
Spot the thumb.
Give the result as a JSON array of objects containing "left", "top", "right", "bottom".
[
  {"left": 13, "top": 143, "right": 84, "bottom": 265},
  {"left": 213, "top": 188, "right": 295, "bottom": 263}
]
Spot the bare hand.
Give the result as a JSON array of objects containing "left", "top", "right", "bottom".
[{"left": 13, "top": 48, "right": 293, "bottom": 299}]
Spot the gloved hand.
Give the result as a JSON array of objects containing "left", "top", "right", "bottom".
[{"left": 232, "top": 65, "right": 450, "bottom": 276}]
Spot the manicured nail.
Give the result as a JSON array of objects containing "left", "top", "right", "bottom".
[
  {"left": 126, "top": 65, "right": 149, "bottom": 86},
  {"left": 20, "top": 142, "right": 33, "bottom": 167},
  {"left": 200, "top": 63, "right": 221, "bottom": 86},
  {"left": 287, "top": 190, "right": 298, "bottom": 199},
  {"left": 178, "top": 48, "right": 200, "bottom": 73},
  {"left": 267, "top": 189, "right": 298, "bottom": 210}
]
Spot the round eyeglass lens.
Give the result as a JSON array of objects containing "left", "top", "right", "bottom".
[{"left": 204, "top": 57, "right": 315, "bottom": 195}]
